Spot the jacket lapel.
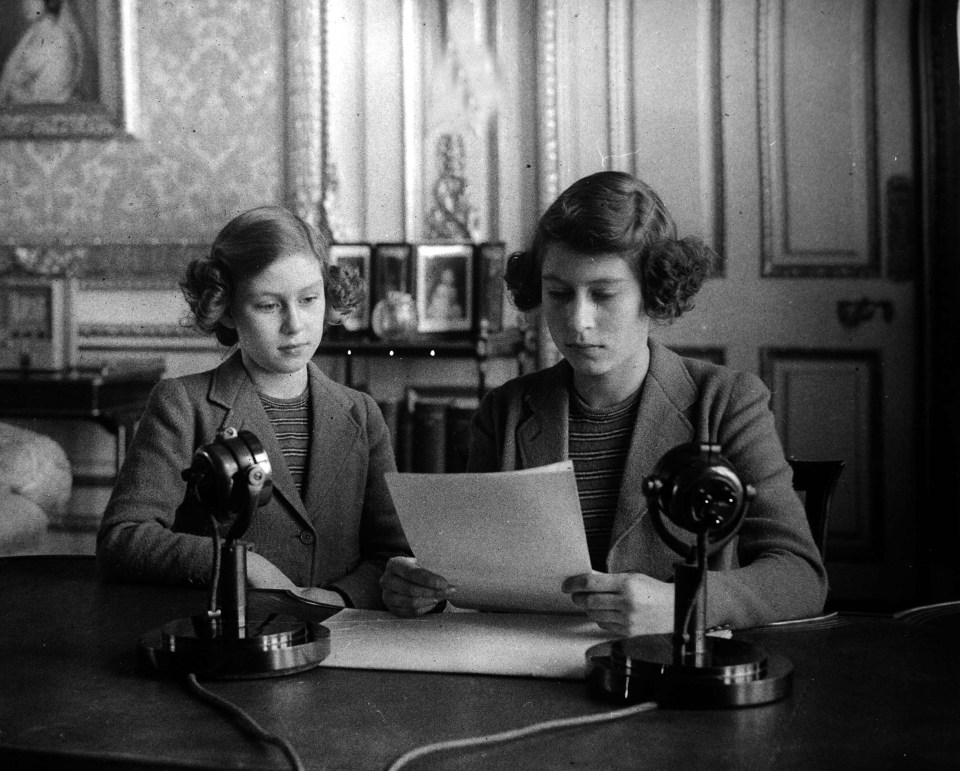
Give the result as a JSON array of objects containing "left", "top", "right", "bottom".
[
  {"left": 516, "top": 360, "right": 571, "bottom": 469},
  {"left": 609, "top": 341, "right": 698, "bottom": 558},
  {"left": 208, "top": 351, "right": 311, "bottom": 526},
  {"left": 299, "top": 362, "right": 362, "bottom": 518}
]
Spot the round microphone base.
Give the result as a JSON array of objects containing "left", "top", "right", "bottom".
[
  {"left": 139, "top": 614, "right": 330, "bottom": 679},
  {"left": 586, "top": 633, "right": 792, "bottom": 708}
]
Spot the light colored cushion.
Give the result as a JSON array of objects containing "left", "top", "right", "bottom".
[
  {"left": 0, "top": 494, "right": 47, "bottom": 551},
  {"left": 0, "top": 422, "right": 73, "bottom": 521}
]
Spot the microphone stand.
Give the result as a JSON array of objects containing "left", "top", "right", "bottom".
[
  {"left": 138, "top": 429, "right": 330, "bottom": 679},
  {"left": 586, "top": 443, "right": 794, "bottom": 708}
]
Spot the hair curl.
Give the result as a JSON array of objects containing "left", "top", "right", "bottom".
[
  {"left": 180, "top": 206, "right": 363, "bottom": 346},
  {"left": 504, "top": 171, "right": 716, "bottom": 322}
]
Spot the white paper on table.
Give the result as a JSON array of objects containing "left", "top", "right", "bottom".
[
  {"left": 384, "top": 460, "right": 591, "bottom": 613},
  {"left": 318, "top": 608, "right": 617, "bottom": 680}
]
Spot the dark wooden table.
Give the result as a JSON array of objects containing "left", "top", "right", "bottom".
[
  {"left": 0, "top": 363, "right": 164, "bottom": 468},
  {"left": 1, "top": 556, "right": 958, "bottom": 770}
]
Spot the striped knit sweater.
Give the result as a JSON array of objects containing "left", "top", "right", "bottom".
[{"left": 568, "top": 386, "right": 641, "bottom": 570}]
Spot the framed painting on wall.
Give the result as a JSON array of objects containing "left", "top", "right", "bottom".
[{"left": 0, "top": 0, "right": 138, "bottom": 139}]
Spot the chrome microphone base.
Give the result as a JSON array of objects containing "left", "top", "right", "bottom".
[
  {"left": 139, "top": 614, "right": 330, "bottom": 679},
  {"left": 586, "top": 633, "right": 792, "bottom": 708}
]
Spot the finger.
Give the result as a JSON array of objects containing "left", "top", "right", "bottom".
[
  {"left": 589, "top": 616, "right": 628, "bottom": 636},
  {"left": 383, "top": 592, "right": 440, "bottom": 617},
  {"left": 568, "top": 590, "right": 623, "bottom": 613},
  {"left": 562, "top": 572, "right": 615, "bottom": 594},
  {"left": 381, "top": 572, "right": 454, "bottom": 600},
  {"left": 388, "top": 558, "right": 453, "bottom": 592}
]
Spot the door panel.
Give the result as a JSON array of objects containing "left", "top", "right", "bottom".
[{"left": 657, "top": 0, "right": 918, "bottom": 606}]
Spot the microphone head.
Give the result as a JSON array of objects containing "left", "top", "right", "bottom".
[
  {"left": 643, "top": 443, "right": 755, "bottom": 552},
  {"left": 182, "top": 428, "right": 273, "bottom": 537}
]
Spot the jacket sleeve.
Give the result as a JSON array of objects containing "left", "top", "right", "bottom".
[
  {"left": 323, "top": 392, "right": 411, "bottom": 608},
  {"left": 96, "top": 379, "right": 215, "bottom": 585},
  {"left": 705, "top": 372, "right": 829, "bottom": 628}
]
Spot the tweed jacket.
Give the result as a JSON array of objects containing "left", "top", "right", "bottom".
[
  {"left": 96, "top": 351, "right": 409, "bottom": 609},
  {"left": 466, "top": 339, "right": 828, "bottom": 629}
]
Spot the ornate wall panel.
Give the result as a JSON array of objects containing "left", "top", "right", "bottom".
[
  {"left": 761, "top": 349, "right": 882, "bottom": 560},
  {"left": 285, "top": 0, "right": 324, "bottom": 229},
  {"left": 630, "top": 0, "right": 723, "bottom": 266},
  {"left": 758, "top": 0, "right": 878, "bottom": 277}
]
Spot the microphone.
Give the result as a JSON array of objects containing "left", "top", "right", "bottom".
[
  {"left": 586, "top": 442, "right": 793, "bottom": 708},
  {"left": 138, "top": 428, "right": 330, "bottom": 679}
]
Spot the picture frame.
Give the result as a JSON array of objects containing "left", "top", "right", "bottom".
[
  {"left": 0, "top": 275, "right": 77, "bottom": 370},
  {"left": 330, "top": 243, "right": 372, "bottom": 333},
  {"left": 0, "top": 0, "right": 139, "bottom": 139},
  {"left": 475, "top": 242, "right": 505, "bottom": 333},
  {"left": 371, "top": 242, "right": 412, "bottom": 308},
  {"left": 413, "top": 244, "right": 474, "bottom": 334}
]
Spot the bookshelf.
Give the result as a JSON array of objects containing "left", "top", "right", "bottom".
[
  {"left": 314, "top": 324, "right": 537, "bottom": 473},
  {"left": 316, "top": 324, "right": 536, "bottom": 402}
]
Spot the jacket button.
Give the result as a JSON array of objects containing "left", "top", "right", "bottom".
[{"left": 299, "top": 531, "right": 315, "bottom": 545}]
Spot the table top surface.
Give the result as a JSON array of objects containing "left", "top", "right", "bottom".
[{"left": 1, "top": 555, "right": 958, "bottom": 771}]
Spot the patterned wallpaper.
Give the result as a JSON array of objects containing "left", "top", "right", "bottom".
[{"left": 0, "top": 0, "right": 284, "bottom": 252}]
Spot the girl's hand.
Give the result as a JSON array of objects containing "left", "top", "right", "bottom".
[
  {"left": 381, "top": 556, "right": 455, "bottom": 617},
  {"left": 561, "top": 572, "right": 675, "bottom": 637}
]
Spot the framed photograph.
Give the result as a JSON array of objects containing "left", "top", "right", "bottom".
[
  {"left": 413, "top": 244, "right": 474, "bottom": 334},
  {"left": 0, "top": 0, "right": 139, "bottom": 139},
  {"left": 371, "top": 242, "right": 412, "bottom": 307},
  {"left": 0, "top": 276, "right": 77, "bottom": 370},
  {"left": 475, "top": 242, "right": 505, "bottom": 333},
  {"left": 330, "top": 243, "right": 372, "bottom": 333}
]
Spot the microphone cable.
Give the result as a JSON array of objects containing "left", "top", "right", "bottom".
[
  {"left": 184, "top": 672, "right": 306, "bottom": 771},
  {"left": 384, "top": 700, "right": 659, "bottom": 771}
]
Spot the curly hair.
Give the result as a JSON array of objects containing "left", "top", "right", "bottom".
[
  {"left": 180, "top": 206, "right": 364, "bottom": 346},
  {"left": 504, "top": 171, "right": 716, "bottom": 322}
]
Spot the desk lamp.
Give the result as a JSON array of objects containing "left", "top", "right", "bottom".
[
  {"left": 138, "top": 428, "right": 330, "bottom": 679},
  {"left": 586, "top": 442, "right": 793, "bottom": 707}
]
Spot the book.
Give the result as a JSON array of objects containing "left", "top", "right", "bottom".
[
  {"left": 404, "top": 384, "right": 479, "bottom": 473},
  {"left": 374, "top": 396, "right": 401, "bottom": 466},
  {"left": 475, "top": 242, "right": 505, "bottom": 333},
  {"left": 411, "top": 398, "right": 447, "bottom": 473},
  {"left": 445, "top": 396, "right": 479, "bottom": 473}
]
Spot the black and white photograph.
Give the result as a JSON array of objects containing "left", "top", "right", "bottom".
[
  {"left": 371, "top": 241, "right": 412, "bottom": 305},
  {"left": 413, "top": 243, "right": 473, "bottom": 333},
  {"left": 0, "top": 1, "right": 958, "bottom": 768},
  {"left": 330, "top": 242, "right": 372, "bottom": 333}
]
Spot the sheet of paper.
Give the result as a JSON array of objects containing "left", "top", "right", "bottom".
[
  {"left": 318, "top": 608, "right": 617, "bottom": 680},
  {"left": 385, "top": 461, "right": 591, "bottom": 613}
]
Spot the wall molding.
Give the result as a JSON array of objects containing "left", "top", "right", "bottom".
[
  {"left": 757, "top": 0, "right": 879, "bottom": 278},
  {"left": 284, "top": 0, "right": 325, "bottom": 228},
  {"left": 0, "top": 243, "right": 204, "bottom": 289}
]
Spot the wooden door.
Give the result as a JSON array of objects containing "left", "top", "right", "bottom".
[{"left": 655, "top": 0, "right": 918, "bottom": 606}]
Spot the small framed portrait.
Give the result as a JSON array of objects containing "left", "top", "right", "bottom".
[
  {"left": 0, "top": 0, "right": 139, "bottom": 139},
  {"left": 413, "top": 244, "right": 474, "bottom": 334},
  {"left": 330, "top": 243, "right": 372, "bottom": 333},
  {"left": 371, "top": 242, "right": 412, "bottom": 306}
]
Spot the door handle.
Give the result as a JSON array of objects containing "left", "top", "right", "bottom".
[{"left": 837, "top": 298, "right": 895, "bottom": 329}]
